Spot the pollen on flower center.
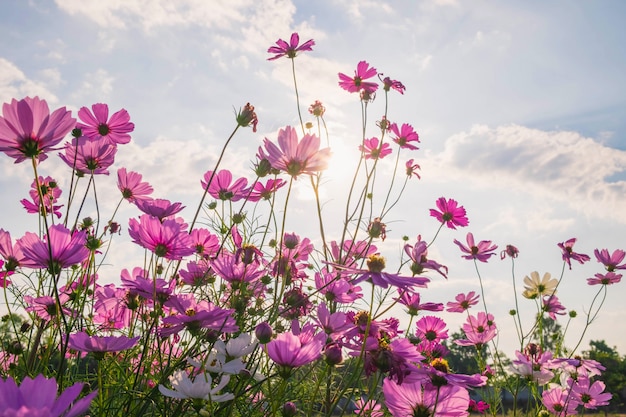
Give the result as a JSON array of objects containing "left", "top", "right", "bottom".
[
  {"left": 431, "top": 357, "right": 450, "bottom": 373},
  {"left": 367, "top": 254, "right": 386, "bottom": 273}
]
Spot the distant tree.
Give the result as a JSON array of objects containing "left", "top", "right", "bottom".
[
  {"left": 442, "top": 331, "right": 485, "bottom": 375},
  {"left": 584, "top": 340, "right": 626, "bottom": 412}
]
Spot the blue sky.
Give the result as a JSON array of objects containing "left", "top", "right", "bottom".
[{"left": 1, "top": 0, "right": 625, "bottom": 356}]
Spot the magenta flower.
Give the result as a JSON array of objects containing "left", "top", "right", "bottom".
[
  {"left": 381, "top": 76, "right": 406, "bottom": 94},
  {"left": 594, "top": 248, "right": 626, "bottom": 272},
  {"left": 0, "top": 374, "right": 97, "bottom": 417},
  {"left": 587, "top": 271, "right": 622, "bottom": 286},
  {"left": 558, "top": 237, "right": 591, "bottom": 269},
  {"left": 542, "top": 386, "right": 579, "bottom": 416},
  {"left": 542, "top": 294, "right": 567, "bottom": 320},
  {"left": 0, "top": 229, "right": 28, "bottom": 271},
  {"left": 454, "top": 232, "right": 498, "bottom": 263},
  {"left": 24, "top": 293, "right": 72, "bottom": 321},
  {"left": 405, "top": 159, "right": 421, "bottom": 179},
  {"left": 117, "top": 167, "right": 153, "bottom": 202},
  {"left": 455, "top": 312, "right": 497, "bottom": 348},
  {"left": 395, "top": 289, "right": 443, "bottom": 315},
  {"left": 308, "top": 100, "right": 325, "bottom": 117},
  {"left": 404, "top": 236, "right": 448, "bottom": 278},
  {"left": 211, "top": 252, "right": 265, "bottom": 284},
  {"left": 189, "top": 228, "right": 220, "bottom": 257},
  {"left": 509, "top": 349, "right": 554, "bottom": 384},
  {"left": 430, "top": 197, "right": 469, "bottom": 229},
  {"left": 415, "top": 315, "right": 448, "bottom": 343},
  {"left": 20, "top": 176, "right": 63, "bottom": 218},
  {"left": 93, "top": 284, "right": 133, "bottom": 329},
  {"left": 68, "top": 332, "right": 139, "bottom": 354},
  {"left": 134, "top": 198, "right": 185, "bottom": 221},
  {"left": 354, "top": 398, "right": 384, "bottom": 417},
  {"left": 0, "top": 96, "right": 75, "bottom": 163},
  {"left": 267, "top": 32, "right": 315, "bottom": 60},
  {"left": 266, "top": 330, "right": 325, "bottom": 378},
  {"left": 332, "top": 253, "right": 430, "bottom": 290},
  {"left": 121, "top": 267, "right": 174, "bottom": 303},
  {"left": 390, "top": 123, "right": 419, "bottom": 150},
  {"left": 59, "top": 136, "right": 117, "bottom": 175},
  {"left": 0, "top": 260, "right": 11, "bottom": 288},
  {"left": 314, "top": 271, "right": 362, "bottom": 303},
  {"left": 159, "top": 295, "right": 238, "bottom": 337},
  {"left": 570, "top": 377, "right": 612, "bottom": 409},
  {"left": 17, "top": 224, "right": 89, "bottom": 273},
  {"left": 247, "top": 178, "right": 287, "bottom": 202},
  {"left": 338, "top": 61, "right": 379, "bottom": 94},
  {"left": 446, "top": 291, "right": 480, "bottom": 313},
  {"left": 201, "top": 169, "right": 249, "bottom": 202},
  {"left": 128, "top": 214, "right": 195, "bottom": 260},
  {"left": 261, "top": 125, "right": 331, "bottom": 178},
  {"left": 382, "top": 379, "right": 470, "bottom": 417},
  {"left": 359, "top": 137, "right": 392, "bottom": 160},
  {"left": 76, "top": 103, "right": 134, "bottom": 144}
]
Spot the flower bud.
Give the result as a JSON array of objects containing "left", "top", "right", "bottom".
[{"left": 255, "top": 322, "right": 273, "bottom": 344}]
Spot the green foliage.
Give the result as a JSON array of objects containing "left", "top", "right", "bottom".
[{"left": 584, "top": 340, "right": 626, "bottom": 412}]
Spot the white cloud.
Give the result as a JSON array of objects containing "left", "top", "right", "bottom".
[
  {"left": 0, "top": 58, "right": 59, "bottom": 104},
  {"left": 74, "top": 68, "right": 115, "bottom": 100},
  {"left": 427, "top": 124, "right": 626, "bottom": 223}
]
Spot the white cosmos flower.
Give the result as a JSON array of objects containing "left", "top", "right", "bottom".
[
  {"left": 159, "top": 370, "right": 234, "bottom": 402},
  {"left": 522, "top": 271, "right": 558, "bottom": 299}
]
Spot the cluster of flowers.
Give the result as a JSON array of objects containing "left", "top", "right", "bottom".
[{"left": 0, "top": 32, "right": 621, "bottom": 416}]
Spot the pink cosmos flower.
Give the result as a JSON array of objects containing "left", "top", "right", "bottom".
[
  {"left": 24, "top": 294, "right": 72, "bottom": 321},
  {"left": 382, "top": 379, "right": 470, "bottom": 417},
  {"left": 396, "top": 289, "right": 443, "bottom": 315},
  {"left": 594, "top": 248, "right": 626, "bottom": 272},
  {"left": 455, "top": 312, "right": 497, "bottom": 348},
  {"left": 313, "top": 302, "right": 350, "bottom": 339},
  {"left": 570, "top": 377, "right": 612, "bottom": 409},
  {"left": 211, "top": 252, "right": 265, "bottom": 284},
  {"left": 0, "top": 96, "right": 75, "bottom": 163},
  {"left": 404, "top": 236, "right": 448, "bottom": 278},
  {"left": 267, "top": 32, "right": 315, "bottom": 60},
  {"left": 0, "top": 374, "right": 97, "bottom": 417},
  {"left": 246, "top": 178, "right": 287, "bottom": 202},
  {"left": 381, "top": 75, "right": 406, "bottom": 94},
  {"left": 20, "top": 175, "right": 63, "bottom": 218},
  {"left": 59, "top": 135, "right": 118, "bottom": 175},
  {"left": 542, "top": 294, "right": 567, "bottom": 320},
  {"left": 415, "top": 316, "right": 449, "bottom": 343},
  {"left": 17, "top": 224, "right": 89, "bottom": 273},
  {"left": 509, "top": 349, "right": 554, "bottom": 384},
  {"left": 189, "top": 228, "right": 220, "bottom": 257},
  {"left": 0, "top": 229, "right": 28, "bottom": 271},
  {"left": 76, "top": 103, "right": 134, "bottom": 144},
  {"left": 314, "top": 271, "right": 363, "bottom": 303},
  {"left": 558, "top": 238, "right": 591, "bottom": 269},
  {"left": 121, "top": 267, "right": 174, "bottom": 303},
  {"left": 0, "top": 260, "right": 11, "bottom": 288},
  {"left": 201, "top": 169, "right": 249, "bottom": 202},
  {"left": 353, "top": 398, "right": 384, "bottom": 417},
  {"left": 454, "top": 233, "right": 498, "bottom": 263},
  {"left": 361, "top": 337, "right": 423, "bottom": 384},
  {"left": 308, "top": 100, "right": 325, "bottom": 117},
  {"left": 135, "top": 198, "right": 186, "bottom": 221},
  {"left": 160, "top": 295, "right": 238, "bottom": 337},
  {"left": 359, "top": 137, "right": 392, "bottom": 160},
  {"left": 266, "top": 330, "right": 325, "bottom": 378},
  {"left": 541, "top": 386, "right": 579, "bottom": 416},
  {"left": 405, "top": 159, "right": 421, "bottom": 179},
  {"left": 468, "top": 399, "right": 490, "bottom": 414},
  {"left": 338, "top": 61, "right": 379, "bottom": 94},
  {"left": 446, "top": 291, "right": 480, "bottom": 313},
  {"left": 389, "top": 123, "right": 419, "bottom": 150},
  {"left": 261, "top": 126, "right": 331, "bottom": 178},
  {"left": 68, "top": 332, "right": 139, "bottom": 354},
  {"left": 332, "top": 253, "right": 430, "bottom": 290},
  {"left": 587, "top": 271, "right": 622, "bottom": 286},
  {"left": 117, "top": 167, "right": 153, "bottom": 202},
  {"left": 128, "top": 214, "right": 195, "bottom": 260},
  {"left": 93, "top": 284, "right": 133, "bottom": 329},
  {"left": 430, "top": 197, "right": 469, "bottom": 229}
]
